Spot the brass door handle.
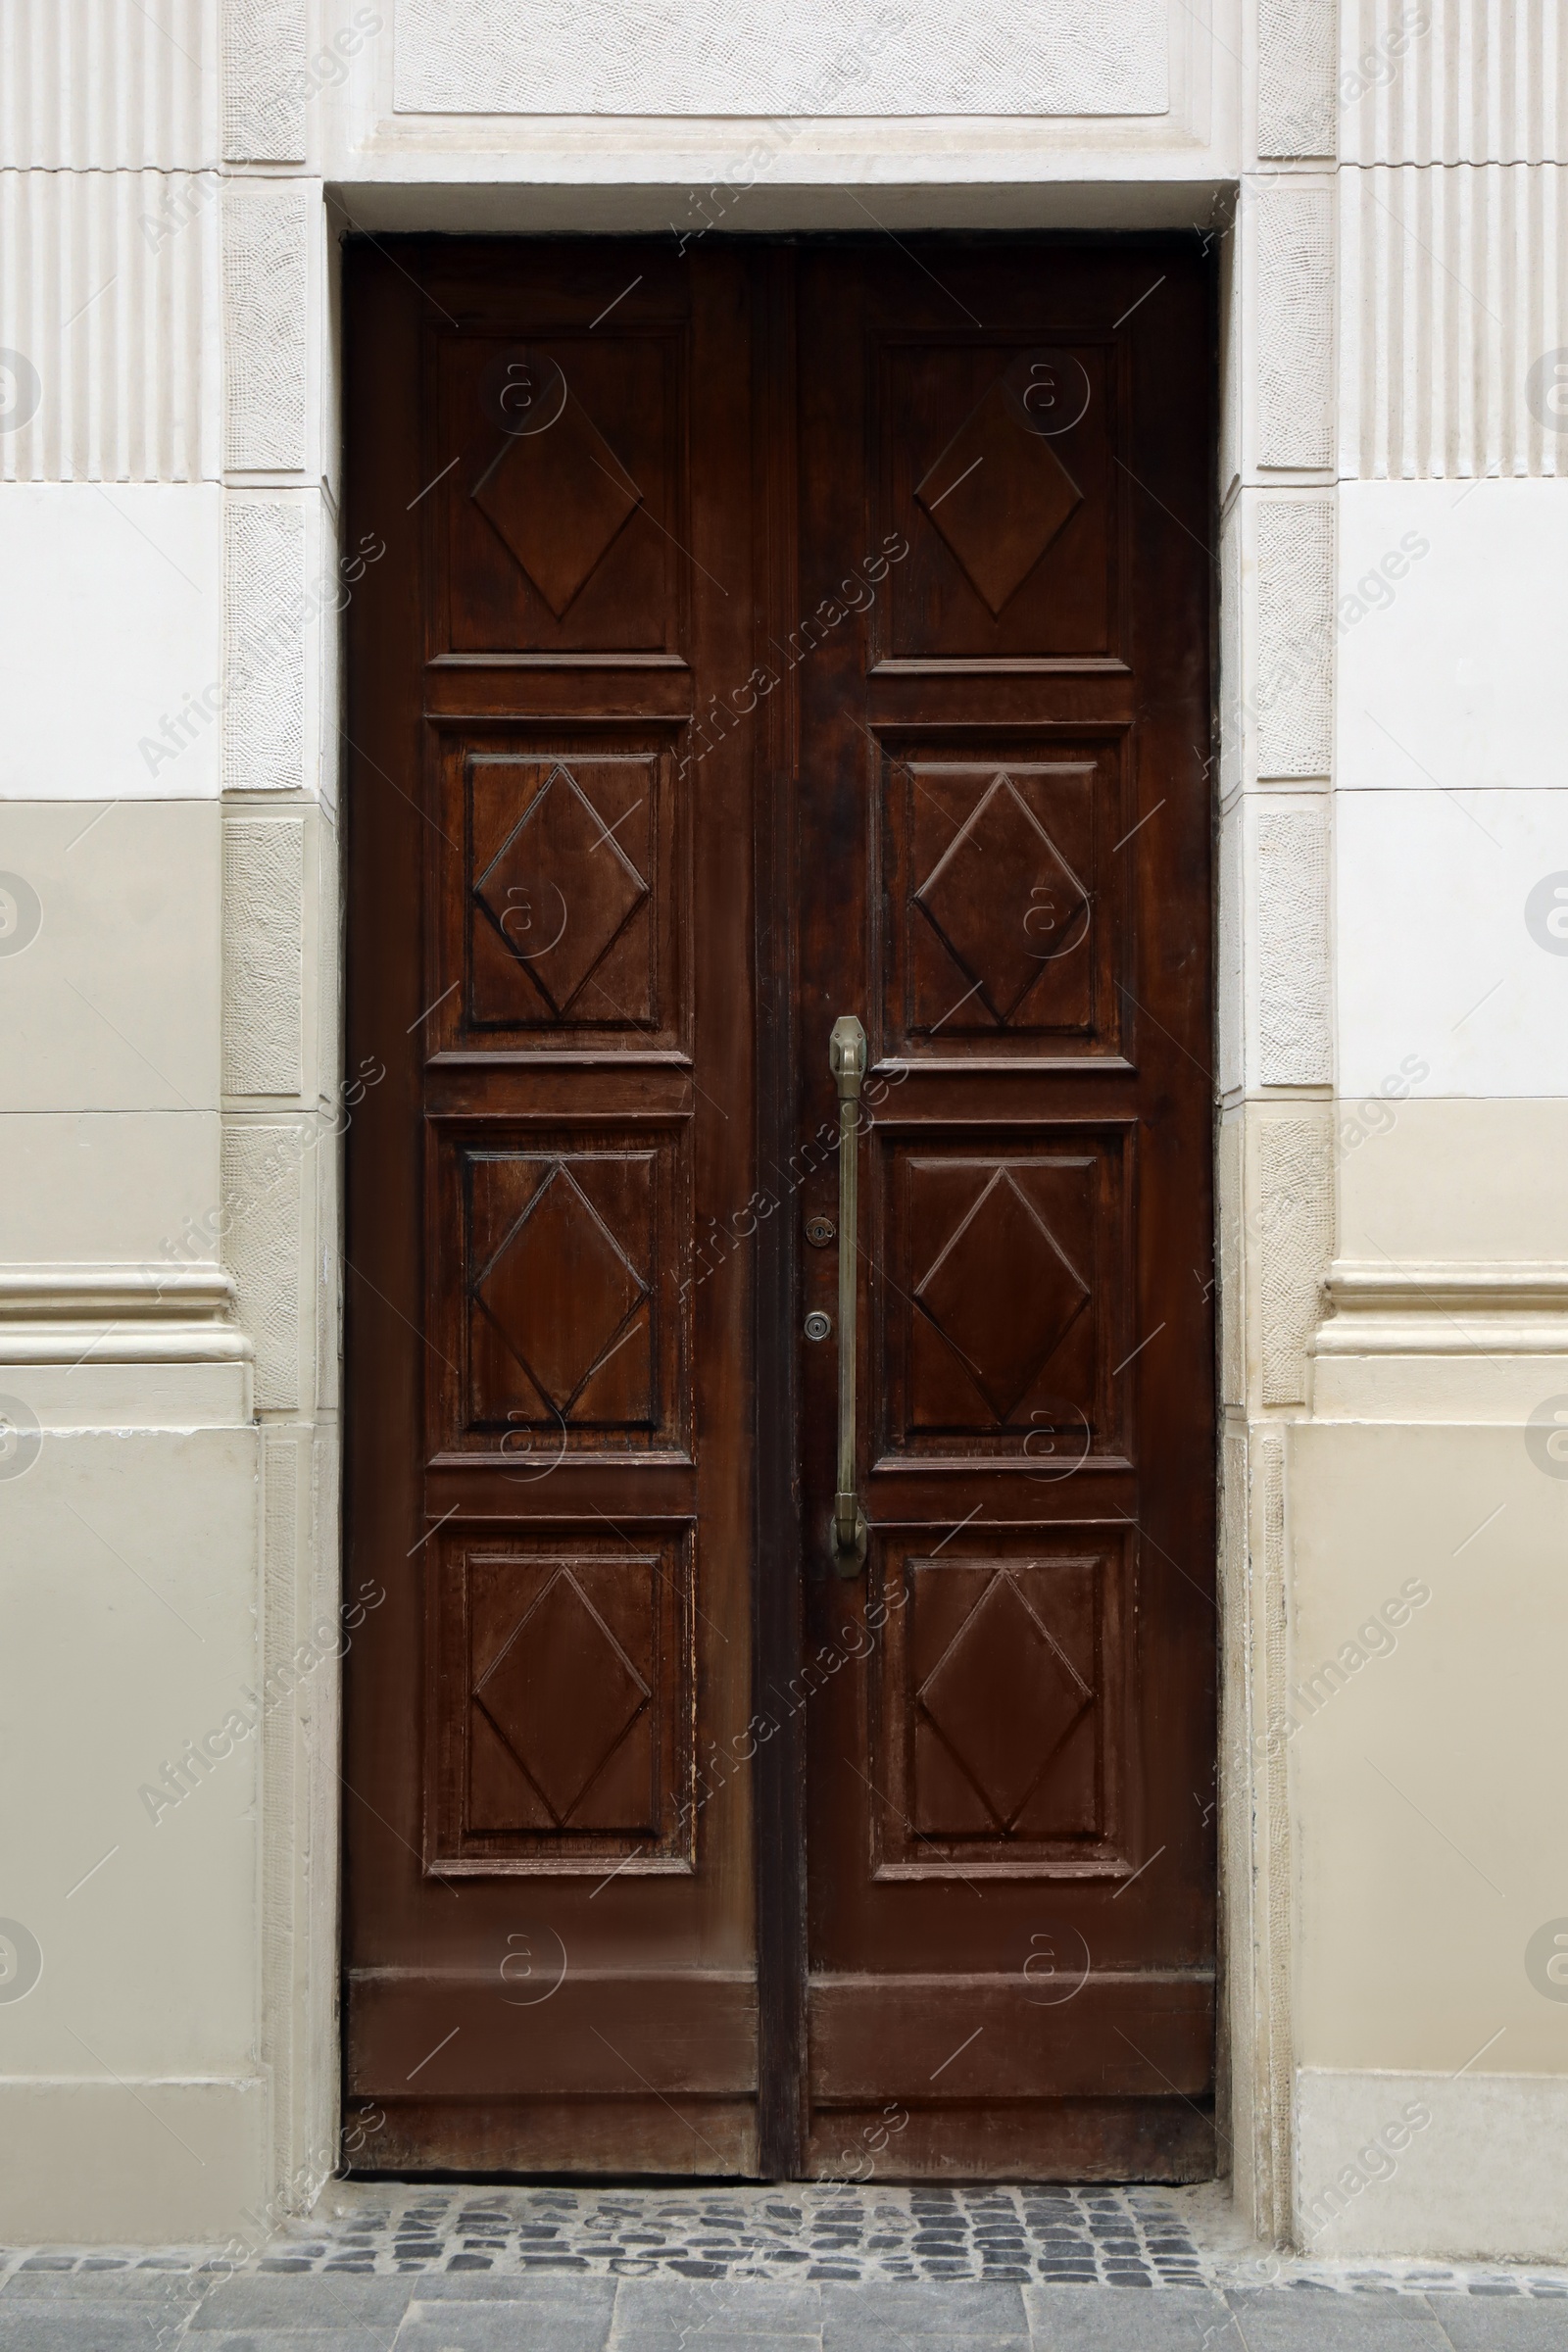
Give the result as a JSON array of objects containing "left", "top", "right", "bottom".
[{"left": 828, "top": 1015, "right": 869, "bottom": 1577}]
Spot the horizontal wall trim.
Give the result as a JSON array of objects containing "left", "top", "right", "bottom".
[
  {"left": 0, "top": 1263, "right": 252, "bottom": 1364},
  {"left": 1317, "top": 1261, "right": 1568, "bottom": 1355}
]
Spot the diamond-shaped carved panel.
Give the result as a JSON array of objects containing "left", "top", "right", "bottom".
[
  {"left": 476, "top": 1567, "right": 650, "bottom": 1826},
  {"left": 472, "top": 390, "right": 642, "bottom": 617},
  {"left": 473, "top": 761, "right": 650, "bottom": 1018},
  {"left": 438, "top": 1541, "right": 694, "bottom": 1864},
  {"left": 474, "top": 1163, "right": 647, "bottom": 1416},
  {"left": 915, "top": 377, "right": 1083, "bottom": 616},
  {"left": 915, "top": 1166, "right": 1089, "bottom": 1424},
  {"left": 917, "top": 1569, "right": 1094, "bottom": 1832},
  {"left": 914, "top": 770, "right": 1090, "bottom": 1025}
]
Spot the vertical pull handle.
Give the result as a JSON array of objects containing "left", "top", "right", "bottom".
[{"left": 829, "top": 1015, "right": 869, "bottom": 1577}]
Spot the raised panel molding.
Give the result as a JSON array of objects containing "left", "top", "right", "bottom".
[
  {"left": 1341, "top": 0, "right": 1567, "bottom": 165},
  {"left": 1254, "top": 182, "right": 1336, "bottom": 469},
  {"left": 882, "top": 751, "right": 1119, "bottom": 1058},
  {"left": 222, "top": 0, "right": 309, "bottom": 163},
  {"left": 464, "top": 754, "right": 662, "bottom": 1036},
  {"left": 440, "top": 1128, "right": 689, "bottom": 1456},
  {"left": 880, "top": 1135, "right": 1126, "bottom": 1460},
  {"left": 1257, "top": 1116, "right": 1335, "bottom": 1404},
  {"left": 222, "top": 185, "right": 308, "bottom": 470},
  {"left": 223, "top": 502, "right": 306, "bottom": 793},
  {"left": 0, "top": 172, "right": 220, "bottom": 483},
  {"left": 1341, "top": 163, "right": 1568, "bottom": 479},
  {"left": 1256, "top": 807, "right": 1331, "bottom": 1087},
  {"left": 1255, "top": 501, "right": 1333, "bottom": 779},
  {"left": 223, "top": 817, "right": 305, "bottom": 1097},
  {"left": 221, "top": 1125, "right": 303, "bottom": 1411},
  {"left": 871, "top": 1534, "right": 1129, "bottom": 1878},
  {"left": 1256, "top": 0, "right": 1337, "bottom": 159},
  {"left": 432, "top": 1534, "right": 695, "bottom": 1870},
  {"left": 392, "top": 0, "right": 1170, "bottom": 117}
]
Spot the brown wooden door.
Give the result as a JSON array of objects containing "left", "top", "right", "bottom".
[
  {"left": 342, "top": 236, "right": 1213, "bottom": 2181},
  {"left": 789, "top": 247, "right": 1215, "bottom": 2180}
]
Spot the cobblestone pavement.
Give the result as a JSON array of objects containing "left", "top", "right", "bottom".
[{"left": 1, "top": 2184, "right": 1565, "bottom": 2347}]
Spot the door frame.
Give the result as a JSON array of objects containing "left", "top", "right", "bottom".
[{"left": 249, "top": 194, "right": 1290, "bottom": 2230}]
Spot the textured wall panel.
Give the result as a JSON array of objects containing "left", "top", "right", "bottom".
[
  {"left": 0, "top": 170, "right": 220, "bottom": 482},
  {"left": 1219, "top": 800, "right": 1244, "bottom": 1101},
  {"left": 1255, "top": 183, "right": 1336, "bottom": 468},
  {"left": 1257, "top": 0, "right": 1337, "bottom": 158},
  {"left": 1257, "top": 808, "right": 1332, "bottom": 1087},
  {"left": 1255, "top": 501, "right": 1334, "bottom": 778},
  {"left": 315, "top": 1140, "right": 340, "bottom": 1416},
  {"left": 223, "top": 501, "right": 306, "bottom": 792},
  {"left": 1341, "top": 163, "right": 1568, "bottom": 479},
  {"left": 1218, "top": 1422, "right": 1256, "bottom": 2202},
  {"left": 1258, "top": 1118, "right": 1334, "bottom": 1403},
  {"left": 223, "top": 0, "right": 308, "bottom": 163},
  {"left": 260, "top": 1429, "right": 299, "bottom": 2195},
  {"left": 1220, "top": 1115, "right": 1245, "bottom": 1408},
  {"left": 222, "top": 1125, "right": 302, "bottom": 1411},
  {"left": 222, "top": 185, "right": 308, "bottom": 470},
  {"left": 1342, "top": 0, "right": 1567, "bottom": 165},
  {"left": 1219, "top": 501, "right": 1243, "bottom": 802},
  {"left": 297, "top": 1424, "right": 341, "bottom": 2201},
  {"left": 1258, "top": 1431, "right": 1294, "bottom": 2245},
  {"left": 393, "top": 0, "right": 1169, "bottom": 115},
  {"left": 0, "top": 0, "right": 215, "bottom": 167},
  {"left": 223, "top": 817, "right": 305, "bottom": 1096}
]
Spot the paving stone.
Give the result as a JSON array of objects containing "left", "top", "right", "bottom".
[
  {"left": 1025, "top": 2286, "right": 1237, "bottom": 2347},
  {"left": 821, "top": 2280, "right": 1028, "bottom": 2337},
  {"left": 190, "top": 2274, "right": 413, "bottom": 2333},
  {"left": 1426, "top": 2301, "right": 1568, "bottom": 2350},
  {"left": 180, "top": 2336, "right": 395, "bottom": 2352},
  {"left": 1222, "top": 2288, "right": 1455, "bottom": 2350},
  {"left": 0, "top": 2272, "right": 201, "bottom": 2302},
  {"left": 397, "top": 2320, "right": 614, "bottom": 2352},
  {"left": 0, "top": 2306, "right": 183, "bottom": 2352}
]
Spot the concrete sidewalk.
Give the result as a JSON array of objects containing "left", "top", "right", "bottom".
[{"left": 0, "top": 2272, "right": 1565, "bottom": 2351}]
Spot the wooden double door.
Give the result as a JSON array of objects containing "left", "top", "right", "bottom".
[{"left": 343, "top": 236, "right": 1215, "bottom": 2181}]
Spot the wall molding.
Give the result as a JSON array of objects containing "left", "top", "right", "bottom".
[
  {"left": 0, "top": 1265, "right": 251, "bottom": 1364},
  {"left": 1316, "top": 1261, "right": 1568, "bottom": 1354}
]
